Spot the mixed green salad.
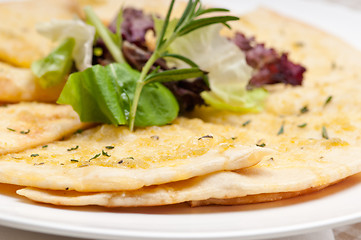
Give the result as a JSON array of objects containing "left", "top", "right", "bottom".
[{"left": 31, "top": 0, "right": 305, "bottom": 131}]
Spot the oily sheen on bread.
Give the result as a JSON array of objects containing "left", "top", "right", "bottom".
[
  {"left": 1, "top": 118, "right": 269, "bottom": 192},
  {"left": 16, "top": 7, "right": 361, "bottom": 207},
  {"left": 0, "top": 102, "right": 89, "bottom": 155}
]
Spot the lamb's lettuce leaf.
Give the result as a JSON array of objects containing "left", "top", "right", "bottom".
[
  {"left": 57, "top": 63, "right": 179, "bottom": 127},
  {"left": 31, "top": 38, "right": 75, "bottom": 89}
]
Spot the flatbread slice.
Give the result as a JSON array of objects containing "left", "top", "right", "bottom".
[
  {"left": 0, "top": 62, "right": 64, "bottom": 103},
  {"left": 16, "top": 142, "right": 360, "bottom": 207},
  {"left": 1, "top": 118, "right": 270, "bottom": 192},
  {"left": 16, "top": 8, "right": 361, "bottom": 207},
  {"left": 0, "top": 0, "right": 80, "bottom": 68},
  {"left": 76, "top": 0, "right": 187, "bottom": 25},
  {"left": 0, "top": 102, "right": 90, "bottom": 155}
]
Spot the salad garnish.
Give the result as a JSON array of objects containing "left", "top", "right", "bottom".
[{"left": 32, "top": 0, "right": 306, "bottom": 131}]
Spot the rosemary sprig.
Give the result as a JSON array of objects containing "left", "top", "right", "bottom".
[{"left": 129, "top": 0, "right": 239, "bottom": 130}]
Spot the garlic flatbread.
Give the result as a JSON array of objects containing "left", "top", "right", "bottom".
[
  {"left": 16, "top": 8, "right": 361, "bottom": 207},
  {"left": 1, "top": 118, "right": 269, "bottom": 192},
  {"left": 0, "top": 102, "right": 89, "bottom": 155}
]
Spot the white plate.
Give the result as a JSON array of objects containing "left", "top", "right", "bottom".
[{"left": 1, "top": 0, "right": 361, "bottom": 239}]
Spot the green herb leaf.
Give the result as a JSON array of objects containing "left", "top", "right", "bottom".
[
  {"left": 58, "top": 63, "right": 179, "bottom": 127},
  {"left": 298, "top": 123, "right": 307, "bottom": 128},
  {"left": 67, "top": 145, "right": 79, "bottom": 152},
  {"left": 89, "top": 153, "right": 101, "bottom": 161},
  {"left": 300, "top": 105, "right": 309, "bottom": 114},
  {"left": 195, "top": 7, "right": 230, "bottom": 16},
  {"left": 144, "top": 68, "right": 206, "bottom": 84},
  {"left": 102, "top": 150, "right": 111, "bottom": 157},
  {"left": 178, "top": 16, "right": 239, "bottom": 35},
  {"left": 31, "top": 38, "right": 75, "bottom": 89},
  {"left": 277, "top": 123, "right": 285, "bottom": 135},
  {"left": 324, "top": 96, "right": 333, "bottom": 107},
  {"left": 322, "top": 126, "right": 329, "bottom": 140},
  {"left": 242, "top": 120, "right": 251, "bottom": 127},
  {"left": 256, "top": 143, "right": 266, "bottom": 148},
  {"left": 20, "top": 129, "right": 30, "bottom": 135}
]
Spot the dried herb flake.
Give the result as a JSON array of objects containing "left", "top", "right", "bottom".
[
  {"left": 198, "top": 135, "right": 213, "bottom": 140},
  {"left": 298, "top": 123, "right": 307, "bottom": 128},
  {"left": 20, "top": 129, "right": 30, "bottom": 134},
  {"left": 322, "top": 126, "right": 329, "bottom": 140},
  {"left": 242, "top": 120, "right": 251, "bottom": 127},
  {"left": 102, "top": 150, "right": 111, "bottom": 157},
  {"left": 89, "top": 153, "right": 101, "bottom": 161},
  {"left": 324, "top": 96, "right": 333, "bottom": 107},
  {"left": 277, "top": 123, "right": 285, "bottom": 135},
  {"left": 67, "top": 145, "right": 79, "bottom": 151},
  {"left": 300, "top": 106, "right": 309, "bottom": 114}
]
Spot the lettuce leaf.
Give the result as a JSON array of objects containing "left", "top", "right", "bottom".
[
  {"left": 159, "top": 23, "right": 268, "bottom": 112},
  {"left": 57, "top": 63, "right": 179, "bottom": 127},
  {"left": 31, "top": 38, "right": 75, "bottom": 89},
  {"left": 36, "top": 19, "right": 95, "bottom": 71}
]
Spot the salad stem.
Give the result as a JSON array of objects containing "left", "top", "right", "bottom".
[
  {"left": 129, "top": 53, "right": 160, "bottom": 131},
  {"left": 84, "top": 6, "right": 125, "bottom": 64}
]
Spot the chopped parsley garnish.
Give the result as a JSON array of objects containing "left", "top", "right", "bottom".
[
  {"left": 198, "top": 135, "right": 214, "bottom": 140},
  {"left": 242, "top": 120, "right": 251, "bottom": 127},
  {"left": 20, "top": 129, "right": 30, "bottom": 134},
  {"left": 322, "top": 126, "right": 329, "bottom": 140},
  {"left": 42, "top": 145, "right": 48, "bottom": 148},
  {"left": 150, "top": 135, "right": 160, "bottom": 140},
  {"left": 89, "top": 153, "right": 101, "bottom": 161},
  {"left": 277, "top": 123, "right": 285, "bottom": 135},
  {"left": 105, "top": 146, "right": 115, "bottom": 149},
  {"left": 67, "top": 145, "right": 79, "bottom": 151},
  {"left": 256, "top": 143, "right": 266, "bottom": 147},
  {"left": 300, "top": 105, "right": 309, "bottom": 114},
  {"left": 298, "top": 123, "right": 307, "bottom": 128},
  {"left": 7, "top": 127, "right": 16, "bottom": 132},
  {"left": 102, "top": 150, "right": 111, "bottom": 157},
  {"left": 30, "top": 154, "right": 39, "bottom": 157},
  {"left": 324, "top": 96, "right": 333, "bottom": 107},
  {"left": 70, "top": 159, "right": 79, "bottom": 162}
]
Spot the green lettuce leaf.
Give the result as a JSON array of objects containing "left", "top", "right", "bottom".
[
  {"left": 36, "top": 19, "right": 95, "bottom": 71},
  {"left": 201, "top": 88, "right": 268, "bottom": 113},
  {"left": 57, "top": 63, "right": 179, "bottom": 127},
  {"left": 31, "top": 38, "right": 75, "bottom": 89},
  {"left": 155, "top": 21, "right": 268, "bottom": 112}
]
